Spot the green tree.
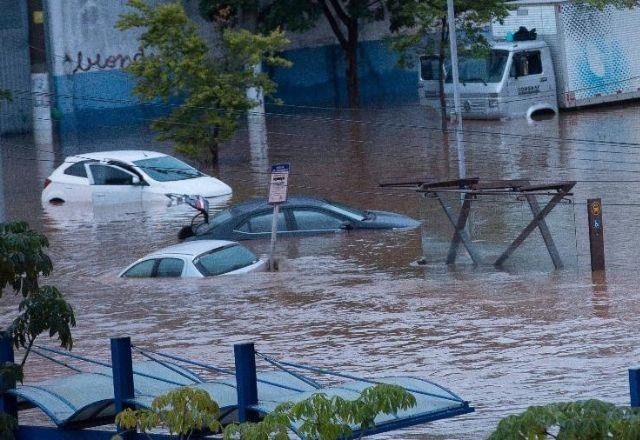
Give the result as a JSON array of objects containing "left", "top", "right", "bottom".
[
  {"left": 0, "top": 221, "right": 75, "bottom": 438},
  {"left": 225, "top": 383, "right": 416, "bottom": 439},
  {"left": 114, "top": 383, "right": 417, "bottom": 439},
  {"left": 0, "top": 222, "right": 75, "bottom": 365},
  {"left": 387, "top": 0, "right": 510, "bottom": 129},
  {"left": 114, "top": 387, "right": 222, "bottom": 439},
  {"left": 116, "top": 0, "right": 290, "bottom": 163},
  {"left": 0, "top": 90, "right": 11, "bottom": 101},
  {"left": 489, "top": 400, "right": 640, "bottom": 439},
  {"left": 198, "top": 0, "right": 394, "bottom": 108}
]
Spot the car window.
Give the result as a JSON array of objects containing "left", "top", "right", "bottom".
[
  {"left": 324, "top": 200, "right": 365, "bottom": 220},
  {"left": 236, "top": 211, "right": 287, "bottom": 234},
  {"left": 292, "top": 209, "right": 344, "bottom": 230},
  {"left": 194, "top": 245, "right": 258, "bottom": 276},
  {"left": 88, "top": 164, "right": 136, "bottom": 185},
  {"left": 511, "top": 51, "right": 542, "bottom": 77},
  {"left": 64, "top": 160, "right": 94, "bottom": 178},
  {"left": 156, "top": 258, "right": 184, "bottom": 277},
  {"left": 122, "top": 259, "right": 156, "bottom": 278}
]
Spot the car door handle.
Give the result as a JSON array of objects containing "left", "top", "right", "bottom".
[{"left": 540, "top": 77, "right": 547, "bottom": 82}]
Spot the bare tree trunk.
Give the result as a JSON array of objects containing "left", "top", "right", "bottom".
[
  {"left": 319, "top": 0, "right": 360, "bottom": 108},
  {"left": 438, "top": 17, "right": 448, "bottom": 132},
  {"left": 346, "top": 18, "right": 359, "bottom": 108}
]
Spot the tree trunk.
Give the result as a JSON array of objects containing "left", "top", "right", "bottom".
[
  {"left": 345, "top": 18, "right": 359, "bottom": 108},
  {"left": 209, "top": 126, "right": 220, "bottom": 164},
  {"left": 438, "top": 17, "right": 448, "bottom": 132}
]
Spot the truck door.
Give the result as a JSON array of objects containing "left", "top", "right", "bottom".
[
  {"left": 84, "top": 162, "right": 144, "bottom": 206},
  {"left": 418, "top": 55, "right": 444, "bottom": 108},
  {"left": 505, "top": 50, "right": 550, "bottom": 115}
]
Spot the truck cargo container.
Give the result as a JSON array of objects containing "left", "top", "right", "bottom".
[{"left": 419, "top": 0, "right": 640, "bottom": 119}]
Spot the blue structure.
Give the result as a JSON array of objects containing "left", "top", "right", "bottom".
[
  {"left": 0, "top": 334, "right": 473, "bottom": 439},
  {"left": 267, "top": 40, "right": 418, "bottom": 108},
  {"left": 51, "top": 40, "right": 418, "bottom": 133}
]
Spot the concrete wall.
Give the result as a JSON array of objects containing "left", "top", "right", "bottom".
[
  {"left": 42, "top": 1, "right": 418, "bottom": 132},
  {"left": 0, "top": 0, "right": 31, "bottom": 134}
]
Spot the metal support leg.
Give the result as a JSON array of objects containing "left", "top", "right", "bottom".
[
  {"left": 495, "top": 192, "right": 566, "bottom": 267},
  {"left": 525, "top": 195, "right": 563, "bottom": 269},
  {"left": 0, "top": 331, "right": 17, "bottom": 420},
  {"left": 436, "top": 194, "right": 481, "bottom": 265},
  {"left": 630, "top": 368, "right": 640, "bottom": 407}
]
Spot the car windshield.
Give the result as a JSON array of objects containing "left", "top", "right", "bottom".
[
  {"left": 193, "top": 244, "right": 258, "bottom": 276},
  {"left": 325, "top": 200, "right": 366, "bottom": 221},
  {"left": 133, "top": 156, "right": 203, "bottom": 182},
  {"left": 421, "top": 50, "right": 509, "bottom": 84}
]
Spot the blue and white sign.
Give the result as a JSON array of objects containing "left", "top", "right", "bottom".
[
  {"left": 268, "top": 163, "right": 290, "bottom": 204},
  {"left": 271, "top": 163, "right": 290, "bottom": 174}
]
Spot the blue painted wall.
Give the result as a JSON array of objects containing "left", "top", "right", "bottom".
[
  {"left": 268, "top": 39, "right": 418, "bottom": 107},
  {"left": 52, "top": 39, "right": 419, "bottom": 132}
]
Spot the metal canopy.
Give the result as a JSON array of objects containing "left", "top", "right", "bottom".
[{"left": 381, "top": 178, "right": 576, "bottom": 268}]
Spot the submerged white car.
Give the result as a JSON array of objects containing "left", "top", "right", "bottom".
[
  {"left": 119, "top": 240, "right": 266, "bottom": 278},
  {"left": 42, "top": 150, "right": 232, "bottom": 204}
]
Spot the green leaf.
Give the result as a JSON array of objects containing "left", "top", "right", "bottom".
[
  {"left": 116, "top": 0, "right": 290, "bottom": 162},
  {"left": 115, "top": 387, "right": 222, "bottom": 436},
  {"left": 489, "top": 400, "right": 640, "bottom": 440}
]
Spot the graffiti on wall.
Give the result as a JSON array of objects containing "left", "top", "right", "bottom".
[{"left": 66, "top": 48, "right": 145, "bottom": 74}]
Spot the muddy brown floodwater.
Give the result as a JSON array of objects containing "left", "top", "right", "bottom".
[{"left": 3, "top": 103, "right": 640, "bottom": 438}]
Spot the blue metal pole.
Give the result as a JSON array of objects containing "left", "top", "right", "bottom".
[
  {"left": 630, "top": 368, "right": 640, "bottom": 407},
  {"left": 111, "top": 337, "right": 135, "bottom": 440},
  {"left": 234, "top": 342, "right": 258, "bottom": 422},
  {"left": 0, "top": 331, "right": 17, "bottom": 420}
]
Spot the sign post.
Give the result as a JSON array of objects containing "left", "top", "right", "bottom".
[
  {"left": 587, "top": 198, "right": 605, "bottom": 272},
  {"left": 268, "top": 163, "right": 290, "bottom": 271}
]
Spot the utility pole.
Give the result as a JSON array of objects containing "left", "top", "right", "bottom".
[
  {"left": 27, "top": 0, "right": 53, "bottom": 144},
  {"left": 0, "top": 151, "right": 4, "bottom": 224},
  {"left": 446, "top": 0, "right": 466, "bottom": 181}
]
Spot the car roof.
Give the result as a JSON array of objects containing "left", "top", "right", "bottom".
[
  {"left": 65, "top": 150, "right": 167, "bottom": 163},
  {"left": 145, "top": 239, "right": 238, "bottom": 258},
  {"left": 225, "top": 196, "right": 338, "bottom": 217}
]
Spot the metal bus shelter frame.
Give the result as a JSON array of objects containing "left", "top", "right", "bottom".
[{"left": 382, "top": 178, "right": 576, "bottom": 269}]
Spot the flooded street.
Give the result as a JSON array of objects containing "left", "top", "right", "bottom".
[{"left": 3, "top": 103, "right": 640, "bottom": 438}]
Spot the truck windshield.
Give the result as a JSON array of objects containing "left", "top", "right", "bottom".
[{"left": 420, "top": 50, "right": 509, "bottom": 84}]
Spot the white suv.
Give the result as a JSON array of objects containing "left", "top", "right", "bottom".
[{"left": 42, "top": 150, "right": 232, "bottom": 204}]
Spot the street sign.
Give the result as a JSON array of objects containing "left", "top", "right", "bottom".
[{"left": 268, "top": 163, "right": 290, "bottom": 204}]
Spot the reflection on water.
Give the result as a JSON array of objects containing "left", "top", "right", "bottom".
[{"left": 2, "top": 103, "right": 640, "bottom": 438}]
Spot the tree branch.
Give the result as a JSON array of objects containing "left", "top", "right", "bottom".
[
  {"left": 328, "top": 0, "right": 351, "bottom": 25},
  {"left": 319, "top": 0, "right": 348, "bottom": 50},
  {"left": 21, "top": 337, "right": 35, "bottom": 367}
]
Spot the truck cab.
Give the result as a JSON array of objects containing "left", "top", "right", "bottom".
[{"left": 418, "top": 40, "right": 558, "bottom": 120}]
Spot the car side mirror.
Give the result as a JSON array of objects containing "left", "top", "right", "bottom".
[
  {"left": 341, "top": 222, "right": 353, "bottom": 231},
  {"left": 131, "top": 176, "right": 141, "bottom": 185}
]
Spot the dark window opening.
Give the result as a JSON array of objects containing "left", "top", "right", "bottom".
[
  {"left": 236, "top": 212, "right": 287, "bottom": 234},
  {"left": 64, "top": 160, "right": 94, "bottom": 178},
  {"left": 511, "top": 51, "right": 542, "bottom": 77},
  {"left": 292, "top": 209, "right": 344, "bottom": 230},
  {"left": 122, "top": 259, "right": 156, "bottom": 278},
  {"left": 156, "top": 258, "right": 184, "bottom": 277},
  {"left": 88, "top": 164, "right": 136, "bottom": 185}
]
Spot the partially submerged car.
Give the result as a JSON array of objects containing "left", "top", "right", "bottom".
[
  {"left": 180, "top": 196, "right": 420, "bottom": 241},
  {"left": 119, "top": 240, "right": 266, "bottom": 278},
  {"left": 42, "top": 150, "right": 232, "bottom": 204}
]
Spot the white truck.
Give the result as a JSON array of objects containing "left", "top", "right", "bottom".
[{"left": 418, "top": 0, "right": 640, "bottom": 119}]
